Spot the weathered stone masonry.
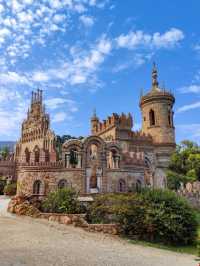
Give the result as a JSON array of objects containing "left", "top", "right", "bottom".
[{"left": 14, "top": 64, "right": 176, "bottom": 197}]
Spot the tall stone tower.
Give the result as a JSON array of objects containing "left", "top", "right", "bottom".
[{"left": 140, "top": 63, "right": 175, "bottom": 145}]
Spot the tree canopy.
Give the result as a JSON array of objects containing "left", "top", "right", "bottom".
[
  {"left": 167, "top": 140, "right": 200, "bottom": 190},
  {"left": 0, "top": 146, "right": 10, "bottom": 160}
]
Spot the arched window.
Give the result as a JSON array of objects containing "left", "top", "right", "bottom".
[
  {"left": 33, "top": 180, "right": 42, "bottom": 194},
  {"left": 136, "top": 180, "right": 142, "bottom": 192},
  {"left": 69, "top": 149, "right": 78, "bottom": 168},
  {"left": 149, "top": 109, "right": 155, "bottom": 126},
  {"left": 118, "top": 179, "right": 126, "bottom": 192},
  {"left": 108, "top": 149, "right": 120, "bottom": 169},
  {"left": 45, "top": 150, "right": 50, "bottom": 162},
  {"left": 25, "top": 148, "right": 30, "bottom": 163},
  {"left": 58, "top": 179, "right": 68, "bottom": 189},
  {"left": 168, "top": 111, "right": 171, "bottom": 126},
  {"left": 34, "top": 146, "right": 40, "bottom": 163}
]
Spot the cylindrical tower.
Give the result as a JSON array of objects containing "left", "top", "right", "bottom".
[{"left": 140, "top": 64, "right": 175, "bottom": 145}]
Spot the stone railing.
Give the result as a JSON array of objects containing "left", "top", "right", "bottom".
[{"left": 17, "top": 161, "right": 63, "bottom": 168}]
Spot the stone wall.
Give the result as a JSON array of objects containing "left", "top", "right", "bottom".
[
  {"left": 17, "top": 167, "right": 84, "bottom": 196},
  {"left": 40, "top": 213, "right": 119, "bottom": 235},
  {"left": 178, "top": 181, "right": 200, "bottom": 209},
  {"left": 0, "top": 161, "right": 16, "bottom": 180}
]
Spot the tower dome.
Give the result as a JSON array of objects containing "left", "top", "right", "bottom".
[{"left": 140, "top": 63, "right": 175, "bottom": 145}]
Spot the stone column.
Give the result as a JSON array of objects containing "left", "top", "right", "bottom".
[
  {"left": 65, "top": 153, "right": 70, "bottom": 168},
  {"left": 77, "top": 153, "right": 82, "bottom": 168}
]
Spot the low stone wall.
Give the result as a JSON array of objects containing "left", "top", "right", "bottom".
[
  {"left": 85, "top": 224, "right": 120, "bottom": 235},
  {"left": 8, "top": 196, "right": 119, "bottom": 235},
  {"left": 178, "top": 181, "right": 200, "bottom": 209},
  {"left": 40, "top": 213, "right": 88, "bottom": 227},
  {"left": 40, "top": 213, "right": 120, "bottom": 235}
]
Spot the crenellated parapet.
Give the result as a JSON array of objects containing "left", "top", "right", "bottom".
[{"left": 91, "top": 112, "right": 133, "bottom": 136}]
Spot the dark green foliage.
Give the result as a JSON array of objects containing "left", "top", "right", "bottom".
[
  {"left": 0, "top": 146, "right": 9, "bottom": 160},
  {"left": 88, "top": 190, "right": 198, "bottom": 245},
  {"left": 0, "top": 178, "right": 6, "bottom": 195},
  {"left": 41, "top": 188, "right": 82, "bottom": 214},
  {"left": 167, "top": 140, "right": 200, "bottom": 189},
  {"left": 69, "top": 150, "right": 78, "bottom": 166},
  {"left": 4, "top": 182, "right": 17, "bottom": 196}
]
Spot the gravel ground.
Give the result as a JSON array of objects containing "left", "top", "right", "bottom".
[{"left": 0, "top": 196, "right": 197, "bottom": 266}]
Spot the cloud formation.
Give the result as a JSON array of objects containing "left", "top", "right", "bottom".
[{"left": 116, "top": 28, "right": 184, "bottom": 50}]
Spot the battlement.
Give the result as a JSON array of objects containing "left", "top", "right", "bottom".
[
  {"left": 92, "top": 112, "right": 133, "bottom": 135},
  {"left": 128, "top": 131, "right": 153, "bottom": 143}
]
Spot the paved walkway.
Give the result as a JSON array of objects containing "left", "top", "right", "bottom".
[{"left": 0, "top": 196, "right": 197, "bottom": 266}]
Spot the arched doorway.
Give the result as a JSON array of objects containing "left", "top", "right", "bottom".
[
  {"left": 33, "top": 180, "right": 42, "bottom": 194},
  {"left": 118, "top": 179, "right": 126, "bottom": 192},
  {"left": 58, "top": 179, "right": 68, "bottom": 189}
]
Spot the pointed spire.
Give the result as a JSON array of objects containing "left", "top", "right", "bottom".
[
  {"left": 93, "top": 108, "right": 97, "bottom": 118},
  {"left": 152, "top": 62, "right": 159, "bottom": 90},
  {"left": 31, "top": 91, "right": 34, "bottom": 104},
  {"left": 91, "top": 108, "right": 99, "bottom": 121}
]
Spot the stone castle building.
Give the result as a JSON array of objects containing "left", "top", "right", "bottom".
[{"left": 13, "top": 64, "right": 175, "bottom": 197}]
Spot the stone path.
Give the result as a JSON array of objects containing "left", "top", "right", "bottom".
[{"left": 0, "top": 196, "right": 197, "bottom": 266}]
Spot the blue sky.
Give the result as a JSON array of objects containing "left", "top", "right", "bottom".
[{"left": 0, "top": 0, "right": 200, "bottom": 143}]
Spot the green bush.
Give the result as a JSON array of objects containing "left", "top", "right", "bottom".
[
  {"left": 41, "top": 188, "right": 82, "bottom": 214},
  {"left": 88, "top": 190, "right": 198, "bottom": 245},
  {"left": 3, "top": 182, "right": 17, "bottom": 196},
  {"left": 0, "top": 178, "right": 6, "bottom": 195}
]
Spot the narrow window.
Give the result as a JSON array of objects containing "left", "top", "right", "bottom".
[
  {"left": 33, "top": 180, "right": 42, "bottom": 194},
  {"left": 118, "top": 179, "right": 126, "bottom": 192},
  {"left": 149, "top": 109, "right": 155, "bottom": 126},
  {"left": 168, "top": 111, "right": 171, "bottom": 126}
]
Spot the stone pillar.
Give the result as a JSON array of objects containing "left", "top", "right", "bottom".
[
  {"left": 65, "top": 153, "right": 70, "bottom": 168},
  {"left": 77, "top": 153, "right": 82, "bottom": 168},
  {"left": 115, "top": 156, "right": 119, "bottom": 169},
  {"left": 40, "top": 150, "right": 46, "bottom": 163}
]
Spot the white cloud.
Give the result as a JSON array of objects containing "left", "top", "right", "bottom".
[
  {"left": 116, "top": 28, "right": 184, "bottom": 50},
  {"left": 79, "top": 15, "right": 94, "bottom": 27},
  {"left": 176, "top": 124, "right": 200, "bottom": 143},
  {"left": 32, "top": 71, "right": 50, "bottom": 82},
  {"left": 45, "top": 98, "right": 68, "bottom": 110},
  {"left": 52, "top": 112, "right": 67, "bottom": 123},
  {"left": 194, "top": 44, "right": 200, "bottom": 53},
  {"left": 27, "top": 35, "right": 112, "bottom": 87},
  {"left": 179, "top": 85, "right": 200, "bottom": 94},
  {"left": 177, "top": 101, "right": 200, "bottom": 113},
  {"left": 0, "top": 71, "right": 30, "bottom": 85}
]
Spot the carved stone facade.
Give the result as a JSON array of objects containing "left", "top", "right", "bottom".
[{"left": 15, "top": 64, "right": 176, "bottom": 197}]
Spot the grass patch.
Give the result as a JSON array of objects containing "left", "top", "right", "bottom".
[{"left": 127, "top": 238, "right": 197, "bottom": 255}]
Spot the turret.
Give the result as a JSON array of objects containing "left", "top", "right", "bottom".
[
  {"left": 91, "top": 109, "right": 99, "bottom": 135},
  {"left": 140, "top": 63, "right": 175, "bottom": 145}
]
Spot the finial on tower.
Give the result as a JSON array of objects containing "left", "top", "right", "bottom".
[
  {"left": 93, "top": 108, "right": 97, "bottom": 118},
  {"left": 152, "top": 62, "right": 159, "bottom": 90},
  {"left": 140, "top": 88, "right": 144, "bottom": 98},
  {"left": 91, "top": 108, "right": 99, "bottom": 122}
]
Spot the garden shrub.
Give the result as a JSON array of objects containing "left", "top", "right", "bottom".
[
  {"left": 0, "top": 178, "right": 6, "bottom": 195},
  {"left": 4, "top": 182, "right": 17, "bottom": 196},
  {"left": 88, "top": 190, "right": 198, "bottom": 245},
  {"left": 138, "top": 189, "right": 198, "bottom": 245},
  {"left": 41, "top": 187, "right": 83, "bottom": 214}
]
